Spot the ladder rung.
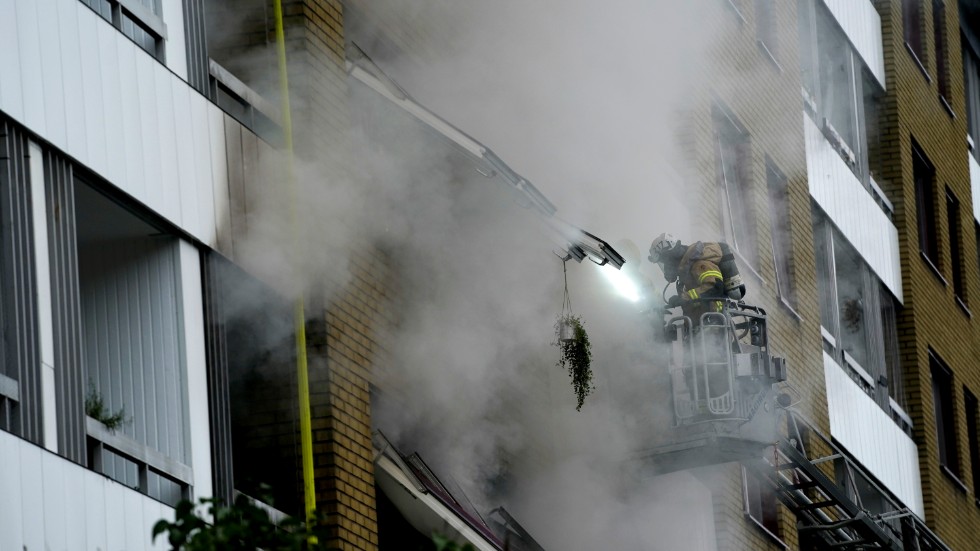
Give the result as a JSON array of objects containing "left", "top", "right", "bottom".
[
  {"left": 784, "top": 480, "right": 819, "bottom": 491},
  {"left": 798, "top": 500, "right": 837, "bottom": 511}
]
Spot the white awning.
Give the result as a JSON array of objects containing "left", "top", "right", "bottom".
[{"left": 374, "top": 452, "right": 498, "bottom": 551}]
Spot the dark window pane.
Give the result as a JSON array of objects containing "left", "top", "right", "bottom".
[
  {"left": 767, "top": 163, "right": 795, "bottom": 306},
  {"left": 880, "top": 286, "right": 903, "bottom": 407},
  {"left": 934, "top": 0, "right": 948, "bottom": 98},
  {"left": 714, "top": 107, "right": 757, "bottom": 265},
  {"left": 913, "top": 144, "right": 939, "bottom": 264},
  {"left": 817, "top": 5, "right": 857, "bottom": 154},
  {"left": 965, "top": 390, "right": 980, "bottom": 495},
  {"left": 812, "top": 213, "right": 838, "bottom": 336},
  {"left": 834, "top": 232, "right": 869, "bottom": 370},
  {"left": 904, "top": 0, "right": 924, "bottom": 59},
  {"left": 744, "top": 468, "right": 780, "bottom": 537},
  {"left": 755, "top": 0, "right": 776, "bottom": 56},
  {"left": 931, "top": 354, "right": 958, "bottom": 474},
  {"left": 947, "top": 190, "right": 965, "bottom": 299}
]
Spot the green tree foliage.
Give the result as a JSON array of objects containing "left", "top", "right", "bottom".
[{"left": 152, "top": 494, "right": 328, "bottom": 551}]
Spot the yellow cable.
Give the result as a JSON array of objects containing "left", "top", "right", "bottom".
[{"left": 272, "top": 0, "right": 317, "bottom": 530}]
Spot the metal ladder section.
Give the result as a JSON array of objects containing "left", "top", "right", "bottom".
[{"left": 747, "top": 410, "right": 952, "bottom": 551}]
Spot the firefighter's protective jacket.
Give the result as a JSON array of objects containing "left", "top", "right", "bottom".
[{"left": 676, "top": 241, "right": 725, "bottom": 321}]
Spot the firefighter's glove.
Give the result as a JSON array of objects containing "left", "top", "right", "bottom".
[{"left": 666, "top": 295, "right": 684, "bottom": 308}]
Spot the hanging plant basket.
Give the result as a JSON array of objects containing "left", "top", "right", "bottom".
[
  {"left": 553, "top": 257, "right": 595, "bottom": 410},
  {"left": 558, "top": 318, "right": 576, "bottom": 342},
  {"left": 554, "top": 314, "right": 594, "bottom": 411}
]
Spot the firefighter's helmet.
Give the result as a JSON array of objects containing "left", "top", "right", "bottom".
[{"left": 648, "top": 233, "right": 680, "bottom": 264}]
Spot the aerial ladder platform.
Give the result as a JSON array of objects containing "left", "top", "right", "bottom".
[{"left": 636, "top": 299, "right": 951, "bottom": 551}]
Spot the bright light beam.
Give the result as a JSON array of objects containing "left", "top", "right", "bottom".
[{"left": 601, "top": 264, "right": 641, "bottom": 303}]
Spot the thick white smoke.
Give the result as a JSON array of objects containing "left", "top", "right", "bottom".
[{"left": 226, "top": 0, "right": 739, "bottom": 547}]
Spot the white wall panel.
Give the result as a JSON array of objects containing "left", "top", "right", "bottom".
[
  {"left": 161, "top": 0, "right": 188, "bottom": 80},
  {"left": 124, "top": 488, "right": 147, "bottom": 550},
  {"left": 36, "top": 0, "right": 68, "bottom": 150},
  {"left": 192, "top": 96, "right": 218, "bottom": 244},
  {"left": 97, "top": 17, "right": 128, "bottom": 188},
  {"left": 824, "top": 352, "right": 924, "bottom": 517},
  {"left": 42, "top": 451, "right": 69, "bottom": 551},
  {"left": 971, "top": 152, "right": 980, "bottom": 225},
  {"left": 821, "top": 0, "right": 885, "bottom": 88},
  {"left": 119, "top": 38, "right": 147, "bottom": 203},
  {"left": 58, "top": 0, "right": 88, "bottom": 160},
  {"left": 805, "top": 114, "right": 904, "bottom": 301},
  {"left": 0, "top": 430, "right": 25, "bottom": 551},
  {"left": 179, "top": 240, "right": 214, "bottom": 503},
  {"left": 19, "top": 440, "right": 45, "bottom": 551},
  {"left": 64, "top": 466, "right": 88, "bottom": 551},
  {"left": 138, "top": 53, "right": 162, "bottom": 211},
  {"left": 15, "top": 0, "right": 46, "bottom": 133},
  {"left": 0, "top": 0, "right": 25, "bottom": 121},
  {"left": 173, "top": 81, "right": 201, "bottom": 237},
  {"left": 0, "top": 430, "right": 177, "bottom": 550},
  {"left": 78, "top": 8, "right": 107, "bottom": 176},
  {"left": 156, "top": 63, "right": 182, "bottom": 222}
]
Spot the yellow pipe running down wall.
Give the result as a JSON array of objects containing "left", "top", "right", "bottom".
[{"left": 272, "top": 0, "right": 318, "bottom": 527}]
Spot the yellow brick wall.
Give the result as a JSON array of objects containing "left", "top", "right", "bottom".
[
  {"left": 682, "top": 1, "right": 828, "bottom": 549},
  {"left": 874, "top": 0, "right": 980, "bottom": 548}
]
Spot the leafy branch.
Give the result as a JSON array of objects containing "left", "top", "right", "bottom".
[{"left": 85, "top": 382, "right": 128, "bottom": 432}]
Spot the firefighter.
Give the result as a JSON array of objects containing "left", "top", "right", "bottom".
[{"left": 647, "top": 233, "right": 728, "bottom": 324}]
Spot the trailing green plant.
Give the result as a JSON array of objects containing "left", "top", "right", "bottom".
[
  {"left": 554, "top": 314, "right": 594, "bottom": 411},
  {"left": 152, "top": 492, "right": 330, "bottom": 550},
  {"left": 84, "top": 382, "right": 127, "bottom": 432}
]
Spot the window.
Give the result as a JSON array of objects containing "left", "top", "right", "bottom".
[
  {"left": 767, "top": 162, "right": 795, "bottom": 307},
  {"left": 914, "top": 143, "right": 940, "bottom": 270},
  {"left": 755, "top": 0, "right": 777, "bottom": 59},
  {"left": 934, "top": 0, "right": 950, "bottom": 106},
  {"left": 743, "top": 467, "right": 781, "bottom": 541},
  {"left": 813, "top": 207, "right": 904, "bottom": 417},
  {"left": 74, "top": 181, "right": 190, "bottom": 506},
  {"left": 931, "top": 353, "right": 959, "bottom": 476},
  {"left": 798, "top": 0, "right": 886, "bottom": 206},
  {"left": 714, "top": 106, "right": 757, "bottom": 266},
  {"left": 947, "top": 189, "right": 966, "bottom": 303},
  {"left": 965, "top": 389, "right": 980, "bottom": 497},
  {"left": 78, "top": 0, "right": 166, "bottom": 60},
  {"left": 904, "top": 0, "right": 925, "bottom": 66},
  {"left": 204, "top": 253, "right": 301, "bottom": 515}
]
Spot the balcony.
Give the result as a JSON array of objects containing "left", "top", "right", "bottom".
[
  {"left": 823, "top": 351, "right": 924, "bottom": 517},
  {"left": 820, "top": 0, "right": 885, "bottom": 88},
  {"left": 805, "top": 114, "right": 903, "bottom": 302}
]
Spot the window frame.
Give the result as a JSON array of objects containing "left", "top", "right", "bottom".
[
  {"left": 930, "top": 351, "right": 960, "bottom": 478},
  {"left": 934, "top": 0, "right": 952, "bottom": 112},
  {"left": 766, "top": 160, "right": 796, "bottom": 309},
  {"left": 946, "top": 187, "right": 967, "bottom": 307},
  {"left": 964, "top": 388, "right": 980, "bottom": 500},
  {"left": 913, "top": 143, "right": 942, "bottom": 274},
  {"left": 713, "top": 104, "right": 758, "bottom": 268},
  {"left": 742, "top": 466, "right": 784, "bottom": 546},
  {"left": 813, "top": 207, "right": 903, "bottom": 415},
  {"left": 755, "top": 0, "right": 779, "bottom": 66},
  {"left": 798, "top": 0, "right": 886, "bottom": 208},
  {"left": 904, "top": 0, "right": 928, "bottom": 76},
  {"left": 78, "top": 0, "right": 167, "bottom": 61}
]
